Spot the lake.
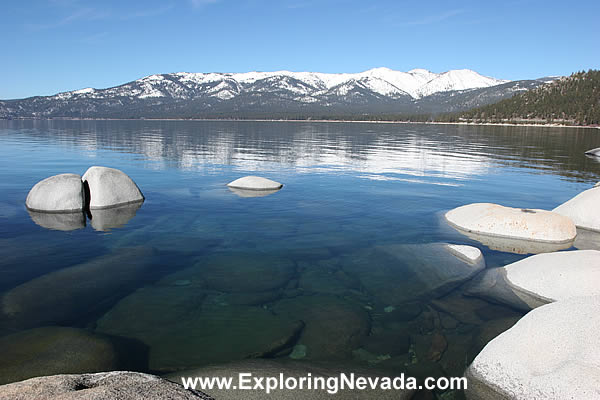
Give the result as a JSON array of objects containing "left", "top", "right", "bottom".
[{"left": 1, "top": 120, "right": 599, "bottom": 388}]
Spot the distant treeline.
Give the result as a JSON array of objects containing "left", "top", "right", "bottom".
[{"left": 439, "top": 70, "right": 600, "bottom": 126}]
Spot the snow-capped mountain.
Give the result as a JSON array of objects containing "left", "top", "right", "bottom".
[
  {"left": 0, "top": 68, "right": 547, "bottom": 119},
  {"left": 54, "top": 67, "right": 506, "bottom": 101}
]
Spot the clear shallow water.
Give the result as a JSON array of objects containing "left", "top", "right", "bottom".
[{"left": 1, "top": 120, "right": 600, "bottom": 387}]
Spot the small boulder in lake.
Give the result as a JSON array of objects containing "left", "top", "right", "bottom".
[
  {"left": 82, "top": 166, "right": 144, "bottom": 209},
  {"left": 465, "top": 296, "right": 600, "bottom": 400},
  {"left": 227, "top": 176, "right": 283, "bottom": 191},
  {"left": 25, "top": 173, "right": 85, "bottom": 212},
  {"left": 553, "top": 186, "right": 600, "bottom": 231},
  {"left": 445, "top": 202, "right": 576, "bottom": 244},
  {"left": 466, "top": 250, "right": 600, "bottom": 311}
]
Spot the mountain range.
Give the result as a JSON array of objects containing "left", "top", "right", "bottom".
[{"left": 0, "top": 68, "right": 553, "bottom": 119}]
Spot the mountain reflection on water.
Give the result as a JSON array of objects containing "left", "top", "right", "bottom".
[{"left": 1, "top": 120, "right": 599, "bottom": 394}]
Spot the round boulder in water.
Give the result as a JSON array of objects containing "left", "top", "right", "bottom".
[
  {"left": 82, "top": 166, "right": 144, "bottom": 209},
  {"left": 227, "top": 176, "right": 283, "bottom": 191},
  {"left": 445, "top": 202, "right": 576, "bottom": 244},
  {"left": 25, "top": 173, "right": 85, "bottom": 212}
]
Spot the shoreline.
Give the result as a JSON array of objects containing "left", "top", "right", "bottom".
[{"left": 2, "top": 117, "right": 599, "bottom": 129}]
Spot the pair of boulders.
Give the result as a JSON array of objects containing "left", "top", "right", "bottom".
[{"left": 26, "top": 166, "right": 144, "bottom": 212}]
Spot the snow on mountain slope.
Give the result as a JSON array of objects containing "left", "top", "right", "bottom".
[
  {"left": 36, "top": 68, "right": 509, "bottom": 105},
  {"left": 416, "top": 69, "right": 506, "bottom": 98}
]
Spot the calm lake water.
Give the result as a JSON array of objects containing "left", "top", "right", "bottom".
[{"left": 1, "top": 120, "right": 599, "bottom": 388}]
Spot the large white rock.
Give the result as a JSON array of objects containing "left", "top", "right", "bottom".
[
  {"left": 465, "top": 296, "right": 600, "bottom": 400},
  {"left": 227, "top": 176, "right": 283, "bottom": 191},
  {"left": 554, "top": 186, "right": 600, "bottom": 231},
  {"left": 25, "top": 174, "right": 84, "bottom": 212},
  {"left": 82, "top": 166, "right": 144, "bottom": 209},
  {"left": 466, "top": 250, "right": 600, "bottom": 310},
  {"left": 446, "top": 203, "right": 576, "bottom": 244}
]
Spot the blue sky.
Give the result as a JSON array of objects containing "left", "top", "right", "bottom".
[{"left": 1, "top": 0, "right": 599, "bottom": 99}]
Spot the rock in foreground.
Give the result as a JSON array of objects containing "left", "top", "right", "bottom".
[
  {"left": 83, "top": 166, "right": 144, "bottom": 209},
  {"left": 227, "top": 176, "right": 283, "bottom": 191},
  {"left": 465, "top": 296, "right": 600, "bottom": 400},
  {"left": 554, "top": 186, "right": 600, "bottom": 231},
  {"left": 0, "top": 371, "right": 213, "bottom": 400},
  {"left": 446, "top": 202, "right": 576, "bottom": 244},
  {"left": 466, "top": 250, "right": 600, "bottom": 310},
  {"left": 25, "top": 174, "right": 85, "bottom": 212}
]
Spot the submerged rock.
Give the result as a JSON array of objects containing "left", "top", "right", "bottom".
[
  {"left": 89, "top": 201, "right": 142, "bottom": 231},
  {"left": 341, "top": 243, "right": 485, "bottom": 305},
  {"left": 27, "top": 210, "right": 86, "bottom": 231},
  {"left": 272, "top": 295, "right": 370, "bottom": 360},
  {"left": 82, "top": 166, "right": 144, "bottom": 209},
  {"left": 465, "top": 297, "right": 600, "bottom": 400},
  {"left": 445, "top": 203, "right": 576, "bottom": 244},
  {"left": 0, "top": 372, "right": 213, "bottom": 400},
  {"left": 554, "top": 186, "right": 600, "bottom": 231},
  {"left": 1, "top": 247, "right": 154, "bottom": 328},
  {"left": 0, "top": 326, "right": 120, "bottom": 385},
  {"left": 466, "top": 250, "right": 600, "bottom": 311},
  {"left": 227, "top": 176, "right": 283, "bottom": 191},
  {"left": 25, "top": 173, "right": 85, "bottom": 212},
  {"left": 361, "top": 329, "right": 411, "bottom": 357},
  {"left": 171, "top": 252, "right": 296, "bottom": 293},
  {"left": 96, "top": 284, "right": 303, "bottom": 371}
]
